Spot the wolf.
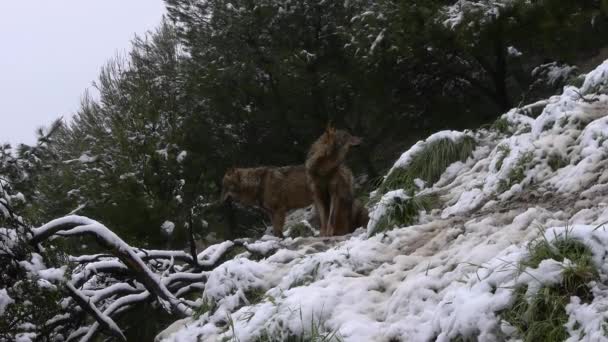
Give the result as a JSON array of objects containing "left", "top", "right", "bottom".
[
  {"left": 306, "top": 126, "right": 369, "bottom": 236},
  {"left": 221, "top": 165, "right": 313, "bottom": 237}
]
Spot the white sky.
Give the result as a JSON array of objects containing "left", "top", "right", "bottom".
[{"left": 0, "top": 1, "right": 166, "bottom": 146}]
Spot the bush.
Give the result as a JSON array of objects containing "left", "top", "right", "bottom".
[
  {"left": 378, "top": 136, "right": 476, "bottom": 196},
  {"left": 370, "top": 194, "right": 439, "bottom": 235}
]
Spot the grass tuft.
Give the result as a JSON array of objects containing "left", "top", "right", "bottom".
[
  {"left": 378, "top": 136, "right": 476, "bottom": 197},
  {"left": 492, "top": 117, "right": 511, "bottom": 134},
  {"left": 501, "top": 231, "right": 598, "bottom": 342},
  {"left": 254, "top": 309, "right": 343, "bottom": 342},
  {"left": 245, "top": 288, "right": 267, "bottom": 305},
  {"left": 497, "top": 152, "right": 534, "bottom": 193},
  {"left": 193, "top": 297, "right": 216, "bottom": 319},
  {"left": 494, "top": 145, "right": 511, "bottom": 171},
  {"left": 370, "top": 193, "right": 439, "bottom": 235},
  {"left": 547, "top": 153, "right": 569, "bottom": 171}
]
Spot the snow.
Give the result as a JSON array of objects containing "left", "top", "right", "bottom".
[
  {"left": 507, "top": 46, "right": 522, "bottom": 57},
  {"left": 161, "top": 220, "right": 176, "bottom": 236},
  {"left": 366, "top": 189, "right": 408, "bottom": 235},
  {"left": 443, "top": 0, "right": 517, "bottom": 28},
  {"left": 197, "top": 241, "right": 235, "bottom": 266},
  {"left": 156, "top": 59, "right": 608, "bottom": 341},
  {"left": 388, "top": 130, "right": 468, "bottom": 174},
  {"left": 33, "top": 215, "right": 192, "bottom": 317},
  {"left": 532, "top": 62, "right": 577, "bottom": 86},
  {"left": 0, "top": 227, "right": 19, "bottom": 255},
  {"left": 177, "top": 150, "right": 188, "bottom": 163},
  {"left": 581, "top": 59, "right": 608, "bottom": 94},
  {"left": 0, "top": 288, "right": 14, "bottom": 316},
  {"left": 245, "top": 240, "right": 280, "bottom": 255},
  {"left": 18, "top": 253, "right": 66, "bottom": 282},
  {"left": 369, "top": 29, "right": 385, "bottom": 54},
  {"left": 63, "top": 152, "right": 98, "bottom": 164}
]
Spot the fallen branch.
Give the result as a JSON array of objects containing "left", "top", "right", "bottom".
[
  {"left": 32, "top": 216, "right": 192, "bottom": 317},
  {"left": 66, "top": 282, "right": 126, "bottom": 342}
]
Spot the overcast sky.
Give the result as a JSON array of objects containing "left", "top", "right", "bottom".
[{"left": 0, "top": 1, "right": 166, "bottom": 146}]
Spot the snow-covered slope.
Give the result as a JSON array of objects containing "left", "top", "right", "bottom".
[{"left": 158, "top": 60, "right": 608, "bottom": 342}]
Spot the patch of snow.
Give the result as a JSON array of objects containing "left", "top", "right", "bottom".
[
  {"left": 0, "top": 288, "right": 14, "bottom": 316},
  {"left": 245, "top": 240, "right": 280, "bottom": 255},
  {"left": 507, "top": 46, "right": 522, "bottom": 57},
  {"left": 64, "top": 152, "right": 98, "bottom": 164},
  {"left": 161, "top": 221, "right": 176, "bottom": 236},
  {"left": 177, "top": 151, "right": 188, "bottom": 163}
]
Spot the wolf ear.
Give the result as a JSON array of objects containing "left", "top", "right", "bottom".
[
  {"left": 226, "top": 167, "right": 236, "bottom": 176},
  {"left": 325, "top": 122, "right": 336, "bottom": 135}
]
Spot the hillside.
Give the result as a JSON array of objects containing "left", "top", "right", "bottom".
[{"left": 156, "top": 60, "right": 608, "bottom": 341}]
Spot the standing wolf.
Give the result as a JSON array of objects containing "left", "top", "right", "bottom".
[
  {"left": 306, "top": 127, "right": 369, "bottom": 236},
  {"left": 221, "top": 165, "right": 313, "bottom": 237}
]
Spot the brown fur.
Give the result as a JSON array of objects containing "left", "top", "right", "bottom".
[
  {"left": 221, "top": 165, "right": 312, "bottom": 237},
  {"left": 306, "top": 127, "right": 368, "bottom": 236},
  {"left": 352, "top": 199, "right": 369, "bottom": 232}
]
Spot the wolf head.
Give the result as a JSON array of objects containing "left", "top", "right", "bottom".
[
  {"left": 331, "top": 127, "right": 362, "bottom": 148},
  {"left": 306, "top": 125, "right": 362, "bottom": 175},
  {"left": 321, "top": 125, "right": 362, "bottom": 158},
  {"left": 221, "top": 168, "right": 242, "bottom": 203}
]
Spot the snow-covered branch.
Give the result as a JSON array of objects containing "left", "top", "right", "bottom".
[
  {"left": 66, "top": 282, "right": 126, "bottom": 342},
  {"left": 32, "top": 216, "right": 192, "bottom": 318}
]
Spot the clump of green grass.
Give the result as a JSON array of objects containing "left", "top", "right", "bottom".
[
  {"left": 378, "top": 136, "right": 476, "bottom": 196},
  {"left": 254, "top": 309, "right": 343, "bottom": 342},
  {"left": 567, "top": 74, "right": 585, "bottom": 89},
  {"left": 245, "top": 288, "right": 267, "bottom": 305},
  {"left": 497, "top": 152, "right": 534, "bottom": 193},
  {"left": 289, "top": 263, "right": 320, "bottom": 289},
  {"left": 501, "top": 232, "right": 598, "bottom": 342},
  {"left": 370, "top": 193, "right": 439, "bottom": 235},
  {"left": 547, "top": 153, "right": 569, "bottom": 171},
  {"left": 494, "top": 145, "right": 511, "bottom": 171},
  {"left": 492, "top": 117, "right": 511, "bottom": 134},
  {"left": 193, "top": 297, "right": 216, "bottom": 319}
]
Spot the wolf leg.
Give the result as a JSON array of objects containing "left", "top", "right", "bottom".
[
  {"left": 271, "top": 210, "right": 286, "bottom": 238},
  {"left": 327, "top": 193, "right": 341, "bottom": 236},
  {"left": 312, "top": 190, "right": 329, "bottom": 236}
]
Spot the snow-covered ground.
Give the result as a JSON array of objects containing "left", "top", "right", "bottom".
[{"left": 158, "top": 60, "right": 608, "bottom": 341}]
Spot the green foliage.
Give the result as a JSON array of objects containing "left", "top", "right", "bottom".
[
  {"left": 194, "top": 297, "right": 216, "bottom": 319},
  {"left": 371, "top": 194, "right": 439, "bottom": 235},
  {"left": 495, "top": 144, "right": 511, "bottom": 171},
  {"left": 492, "top": 117, "right": 511, "bottom": 134},
  {"left": 245, "top": 288, "right": 267, "bottom": 305},
  {"left": 0, "top": 278, "right": 71, "bottom": 341},
  {"left": 289, "top": 263, "right": 320, "bottom": 289},
  {"left": 501, "top": 232, "right": 598, "bottom": 341},
  {"left": 379, "top": 137, "right": 476, "bottom": 196},
  {"left": 498, "top": 152, "right": 534, "bottom": 193},
  {"left": 547, "top": 153, "right": 569, "bottom": 171},
  {"left": 253, "top": 309, "right": 343, "bottom": 342}
]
